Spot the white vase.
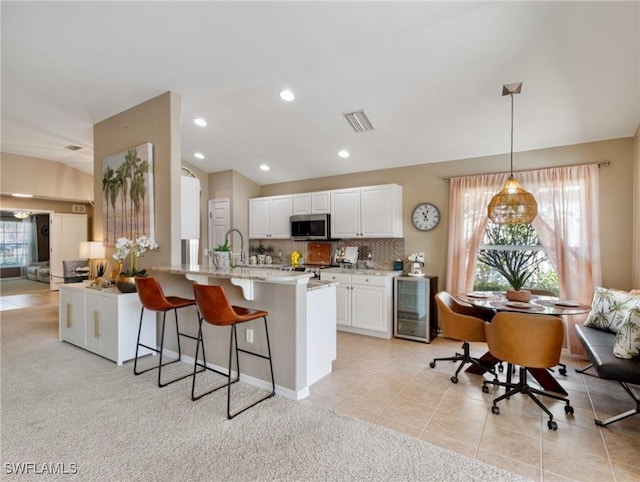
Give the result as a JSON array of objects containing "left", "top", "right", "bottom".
[{"left": 213, "top": 251, "right": 230, "bottom": 269}]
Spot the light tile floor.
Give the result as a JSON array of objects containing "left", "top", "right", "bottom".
[{"left": 308, "top": 332, "right": 640, "bottom": 482}]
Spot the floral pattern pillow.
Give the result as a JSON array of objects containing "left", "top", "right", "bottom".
[
  {"left": 613, "top": 307, "right": 640, "bottom": 359},
  {"left": 584, "top": 287, "right": 640, "bottom": 333}
]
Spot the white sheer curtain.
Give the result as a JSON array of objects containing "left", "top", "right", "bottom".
[{"left": 447, "top": 164, "right": 601, "bottom": 354}]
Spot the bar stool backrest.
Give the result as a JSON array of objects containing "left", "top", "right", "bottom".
[
  {"left": 135, "top": 277, "right": 173, "bottom": 312},
  {"left": 193, "top": 284, "right": 240, "bottom": 326}
]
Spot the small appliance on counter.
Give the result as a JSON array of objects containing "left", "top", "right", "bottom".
[{"left": 407, "top": 252, "right": 425, "bottom": 277}]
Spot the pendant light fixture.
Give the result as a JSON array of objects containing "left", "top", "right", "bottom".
[
  {"left": 13, "top": 211, "right": 30, "bottom": 220},
  {"left": 487, "top": 82, "right": 538, "bottom": 224}
]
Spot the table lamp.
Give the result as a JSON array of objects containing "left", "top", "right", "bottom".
[{"left": 79, "top": 241, "right": 106, "bottom": 281}]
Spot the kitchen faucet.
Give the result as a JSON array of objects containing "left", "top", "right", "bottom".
[{"left": 225, "top": 228, "right": 245, "bottom": 266}]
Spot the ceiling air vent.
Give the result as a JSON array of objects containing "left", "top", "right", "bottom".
[
  {"left": 72, "top": 205, "right": 86, "bottom": 213},
  {"left": 65, "top": 145, "right": 82, "bottom": 151},
  {"left": 343, "top": 110, "right": 374, "bottom": 133}
]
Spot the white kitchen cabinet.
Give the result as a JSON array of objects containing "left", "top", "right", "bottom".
[
  {"left": 330, "top": 188, "right": 361, "bottom": 238},
  {"left": 59, "top": 286, "right": 86, "bottom": 346},
  {"left": 320, "top": 271, "right": 395, "bottom": 338},
  {"left": 292, "top": 191, "right": 330, "bottom": 215},
  {"left": 330, "top": 184, "right": 402, "bottom": 238},
  {"left": 248, "top": 195, "right": 292, "bottom": 239},
  {"left": 59, "top": 284, "right": 155, "bottom": 366}
]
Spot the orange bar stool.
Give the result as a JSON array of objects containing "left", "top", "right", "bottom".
[
  {"left": 134, "top": 277, "right": 201, "bottom": 387},
  {"left": 191, "top": 283, "right": 275, "bottom": 419}
]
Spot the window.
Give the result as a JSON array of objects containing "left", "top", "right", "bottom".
[
  {"left": 0, "top": 219, "right": 32, "bottom": 267},
  {"left": 473, "top": 222, "right": 559, "bottom": 295}
]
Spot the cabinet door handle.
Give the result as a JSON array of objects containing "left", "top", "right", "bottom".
[
  {"left": 66, "top": 303, "right": 72, "bottom": 328},
  {"left": 94, "top": 311, "right": 100, "bottom": 338}
]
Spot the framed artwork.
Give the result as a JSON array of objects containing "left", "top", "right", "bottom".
[{"left": 102, "top": 143, "right": 155, "bottom": 246}]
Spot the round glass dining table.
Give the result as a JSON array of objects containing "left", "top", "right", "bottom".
[
  {"left": 456, "top": 291, "right": 592, "bottom": 316},
  {"left": 454, "top": 291, "right": 592, "bottom": 396}
]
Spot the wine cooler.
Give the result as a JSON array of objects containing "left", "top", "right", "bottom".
[{"left": 393, "top": 276, "right": 438, "bottom": 343}]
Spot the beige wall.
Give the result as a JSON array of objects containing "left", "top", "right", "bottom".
[
  {"left": 260, "top": 137, "right": 635, "bottom": 291},
  {"left": 1, "top": 152, "right": 93, "bottom": 203},
  {"left": 93, "top": 91, "right": 182, "bottom": 267}
]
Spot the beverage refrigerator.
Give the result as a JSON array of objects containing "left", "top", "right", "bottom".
[{"left": 394, "top": 276, "right": 438, "bottom": 343}]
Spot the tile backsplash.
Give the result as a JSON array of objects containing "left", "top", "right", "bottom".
[{"left": 248, "top": 238, "right": 405, "bottom": 270}]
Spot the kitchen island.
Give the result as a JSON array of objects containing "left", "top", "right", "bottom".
[{"left": 150, "top": 265, "right": 337, "bottom": 400}]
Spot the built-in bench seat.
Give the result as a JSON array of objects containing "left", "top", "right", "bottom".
[{"left": 575, "top": 318, "right": 640, "bottom": 426}]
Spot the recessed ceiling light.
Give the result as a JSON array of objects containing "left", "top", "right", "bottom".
[
  {"left": 338, "top": 150, "right": 350, "bottom": 158},
  {"left": 194, "top": 152, "right": 205, "bottom": 160},
  {"left": 194, "top": 118, "right": 207, "bottom": 127},
  {"left": 12, "top": 193, "right": 33, "bottom": 198},
  {"left": 260, "top": 164, "right": 270, "bottom": 171},
  {"left": 279, "top": 89, "right": 295, "bottom": 102}
]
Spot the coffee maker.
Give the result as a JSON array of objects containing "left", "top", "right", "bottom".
[{"left": 407, "top": 252, "right": 425, "bottom": 277}]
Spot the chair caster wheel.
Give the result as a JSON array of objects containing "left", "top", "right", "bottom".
[
  {"left": 450, "top": 376, "right": 458, "bottom": 384},
  {"left": 548, "top": 420, "right": 558, "bottom": 430},
  {"left": 491, "top": 406, "right": 500, "bottom": 415},
  {"left": 482, "top": 385, "right": 489, "bottom": 393},
  {"left": 565, "top": 405, "right": 574, "bottom": 415},
  {"left": 559, "top": 368, "right": 567, "bottom": 376},
  {"left": 429, "top": 361, "right": 436, "bottom": 369}
]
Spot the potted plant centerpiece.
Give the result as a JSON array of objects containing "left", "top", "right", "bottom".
[
  {"left": 112, "top": 236, "right": 159, "bottom": 293},
  {"left": 476, "top": 223, "right": 547, "bottom": 302},
  {"left": 213, "top": 241, "right": 231, "bottom": 269}
]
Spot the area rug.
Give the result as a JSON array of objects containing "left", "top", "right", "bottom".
[{"left": 1, "top": 304, "right": 529, "bottom": 481}]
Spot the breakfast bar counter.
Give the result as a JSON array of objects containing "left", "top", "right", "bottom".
[{"left": 150, "top": 265, "right": 336, "bottom": 400}]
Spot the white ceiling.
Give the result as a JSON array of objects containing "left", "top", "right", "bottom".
[{"left": 2, "top": 1, "right": 639, "bottom": 185}]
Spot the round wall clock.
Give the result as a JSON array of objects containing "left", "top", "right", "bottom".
[{"left": 411, "top": 202, "right": 440, "bottom": 231}]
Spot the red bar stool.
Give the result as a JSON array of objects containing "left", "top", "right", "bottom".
[
  {"left": 134, "top": 277, "right": 201, "bottom": 387},
  {"left": 191, "top": 283, "right": 275, "bottom": 419}
]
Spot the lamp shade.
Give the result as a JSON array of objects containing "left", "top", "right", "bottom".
[
  {"left": 487, "top": 176, "right": 538, "bottom": 224},
  {"left": 79, "top": 241, "right": 105, "bottom": 259}
]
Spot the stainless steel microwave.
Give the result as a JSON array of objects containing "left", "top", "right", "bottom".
[{"left": 290, "top": 214, "right": 331, "bottom": 240}]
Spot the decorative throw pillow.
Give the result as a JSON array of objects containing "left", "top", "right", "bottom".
[
  {"left": 613, "top": 307, "right": 640, "bottom": 359},
  {"left": 584, "top": 287, "right": 640, "bottom": 333}
]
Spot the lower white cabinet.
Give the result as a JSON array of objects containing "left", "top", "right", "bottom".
[
  {"left": 59, "top": 284, "right": 155, "bottom": 366},
  {"left": 320, "top": 271, "right": 395, "bottom": 338}
]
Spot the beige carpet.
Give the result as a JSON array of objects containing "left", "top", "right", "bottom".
[
  {"left": 0, "top": 301, "right": 529, "bottom": 481},
  {"left": 0, "top": 278, "right": 51, "bottom": 295}
]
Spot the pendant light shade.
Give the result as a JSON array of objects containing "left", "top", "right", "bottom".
[{"left": 488, "top": 82, "right": 537, "bottom": 225}]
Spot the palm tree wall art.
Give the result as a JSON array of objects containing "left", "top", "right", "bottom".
[{"left": 102, "top": 143, "right": 155, "bottom": 246}]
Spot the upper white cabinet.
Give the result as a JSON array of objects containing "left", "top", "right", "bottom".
[
  {"left": 249, "top": 195, "right": 292, "bottom": 239},
  {"left": 331, "top": 184, "right": 403, "bottom": 238},
  {"left": 292, "top": 191, "right": 330, "bottom": 215}
]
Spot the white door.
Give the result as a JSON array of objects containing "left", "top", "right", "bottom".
[
  {"left": 208, "top": 198, "right": 230, "bottom": 267},
  {"left": 50, "top": 213, "right": 87, "bottom": 290}
]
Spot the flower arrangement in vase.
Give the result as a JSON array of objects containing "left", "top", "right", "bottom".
[{"left": 112, "top": 236, "right": 159, "bottom": 292}]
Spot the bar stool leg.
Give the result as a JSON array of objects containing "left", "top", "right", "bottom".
[{"left": 174, "top": 308, "right": 182, "bottom": 360}]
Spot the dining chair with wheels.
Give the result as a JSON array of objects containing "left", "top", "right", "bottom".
[
  {"left": 191, "top": 283, "right": 276, "bottom": 419},
  {"left": 481, "top": 312, "right": 574, "bottom": 430},
  {"left": 429, "top": 291, "right": 496, "bottom": 383},
  {"left": 134, "top": 276, "right": 200, "bottom": 387}
]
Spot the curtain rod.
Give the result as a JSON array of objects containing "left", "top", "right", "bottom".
[{"left": 442, "top": 160, "right": 610, "bottom": 181}]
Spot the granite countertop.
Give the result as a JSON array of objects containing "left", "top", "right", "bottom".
[
  {"left": 321, "top": 267, "right": 400, "bottom": 277},
  {"left": 151, "top": 264, "right": 314, "bottom": 284}
]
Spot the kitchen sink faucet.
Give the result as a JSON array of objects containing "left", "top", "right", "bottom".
[{"left": 224, "top": 228, "right": 245, "bottom": 266}]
